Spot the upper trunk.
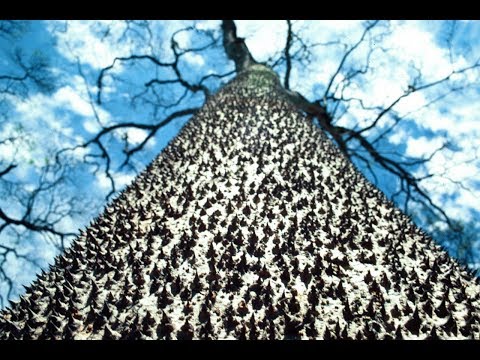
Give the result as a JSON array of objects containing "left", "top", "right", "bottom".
[
  {"left": 1, "top": 65, "right": 480, "bottom": 339},
  {"left": 221, "top": 20, "right": 257, "bottom": 73}
]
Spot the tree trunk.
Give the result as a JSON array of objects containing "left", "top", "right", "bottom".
[{"left": 1, "top": 64, "right": 479, "bottom": 339}]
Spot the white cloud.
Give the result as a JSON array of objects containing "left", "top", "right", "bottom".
[
  {"left": 0, "top": 75, "right": 114, "bottom": 180},
  {"left": 116, "top": 173, "right": 135, "bottom": 187},
  {"left": 196, "top": 20, "right": 221, "bottom": 31},
  {"left": 456, "top": 189, "right": 479, "bottom": 212},
  {"left": 406, "top": 136, "right": 444, "bottom": 158},
  {"left": 235, "top": 20, "right": 286, "bottom": 62},
  {"left": 14, "top": 81, "right": 99, "bottom": 122},
  {"left": 296, "top": 20, "right": 365, "bottom": 45},
  {"left": 183, "top": 52, "right": 205, "bottom": 67},
  {"left": 125, "top": 128, "right": 148, "bottom": 145},
  {"left": 47, "top": 21, "right": 133, "bottom": 70},
  {"left": 71, "top": 146, "right": 89, "bottom": 160},
  {"left": 83, "top": 118, "right": 101, "bottom": 134},
  {"left": 174, "top": 29, "right": 192, "bottom": 49},
  {"left": 55, "top": 86, "right": 93, "bottom": 117},
  {"left": 96, "top": 171, "right": 135, "bottom": 192},
  {"left": 156, "top": 21, "right": 194, "bottom": 61},
  {"left": 95, "top": 172, "right": 111, "bottom": 191},
  {"left": 387, "top": 23, "right": 453, "bottom": 79},
  {"left": 110, "top": 127, "right": 150, "bottom": 146},
  {"left": 56, "top": 216, "right": 77, "bottom": 234},
  {"left": 389, "top": 128, "right": 408, "bottom": 145}
]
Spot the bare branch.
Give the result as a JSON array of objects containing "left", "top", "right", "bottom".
[
  {"left": 0, "top": 164, "right": 16, "bottom": 178},
  {"left": 0, "top": 208, "right": 76, "bottom": 239},
  {"left": 284, "top": 20, "right": 293, "bottom": 90},
  {"left": 96, "top": 55, "right": 172, "bottom": 104},
  {"left": 323, "top": 21, "right": 379, "bottom": 100}
]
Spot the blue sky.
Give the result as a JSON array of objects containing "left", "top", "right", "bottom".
[{"left": 0, "top": 20, "right": 479, "bottom": 305}]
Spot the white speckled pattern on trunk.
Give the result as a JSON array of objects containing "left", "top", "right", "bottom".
[{"left": 1, "top": 65, "right": 480, "bottom": 339}]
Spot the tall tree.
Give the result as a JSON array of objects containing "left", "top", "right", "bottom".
[
  {"left": 1, "top": 20, "right": 479, "bottom": 304},
  {"left": 1, "top": 20, "right": 480, "bottom": 339}
]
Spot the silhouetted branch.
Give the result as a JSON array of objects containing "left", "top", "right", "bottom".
[
  {"left": 97, "top": 55, "right": 172, "bottom": 104},
  {"left": 323, "top": 21, "right": 379, "bottom": 101},
  {"left": 0, "top": 164, "right": 16, "bottom": 178},
  {"left": 354, "top": 60, "right": 480, "bottom": 139},
  {"left": 0, "top": 48, "right": 54, "bottom": 99},
  {"left": 284, "top": 20, "right": 293, "bottom": 90},
  {"left": 0, "top": 208, "right": 76, "bottom": 239}
]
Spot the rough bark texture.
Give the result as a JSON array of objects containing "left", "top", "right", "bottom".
[{"left": 1, "top": 65, "right": 480, "bottom": 339}]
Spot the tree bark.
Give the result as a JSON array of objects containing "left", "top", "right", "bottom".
[{"left": 1, "top": 64, "right": 480, "bottom": 339}]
